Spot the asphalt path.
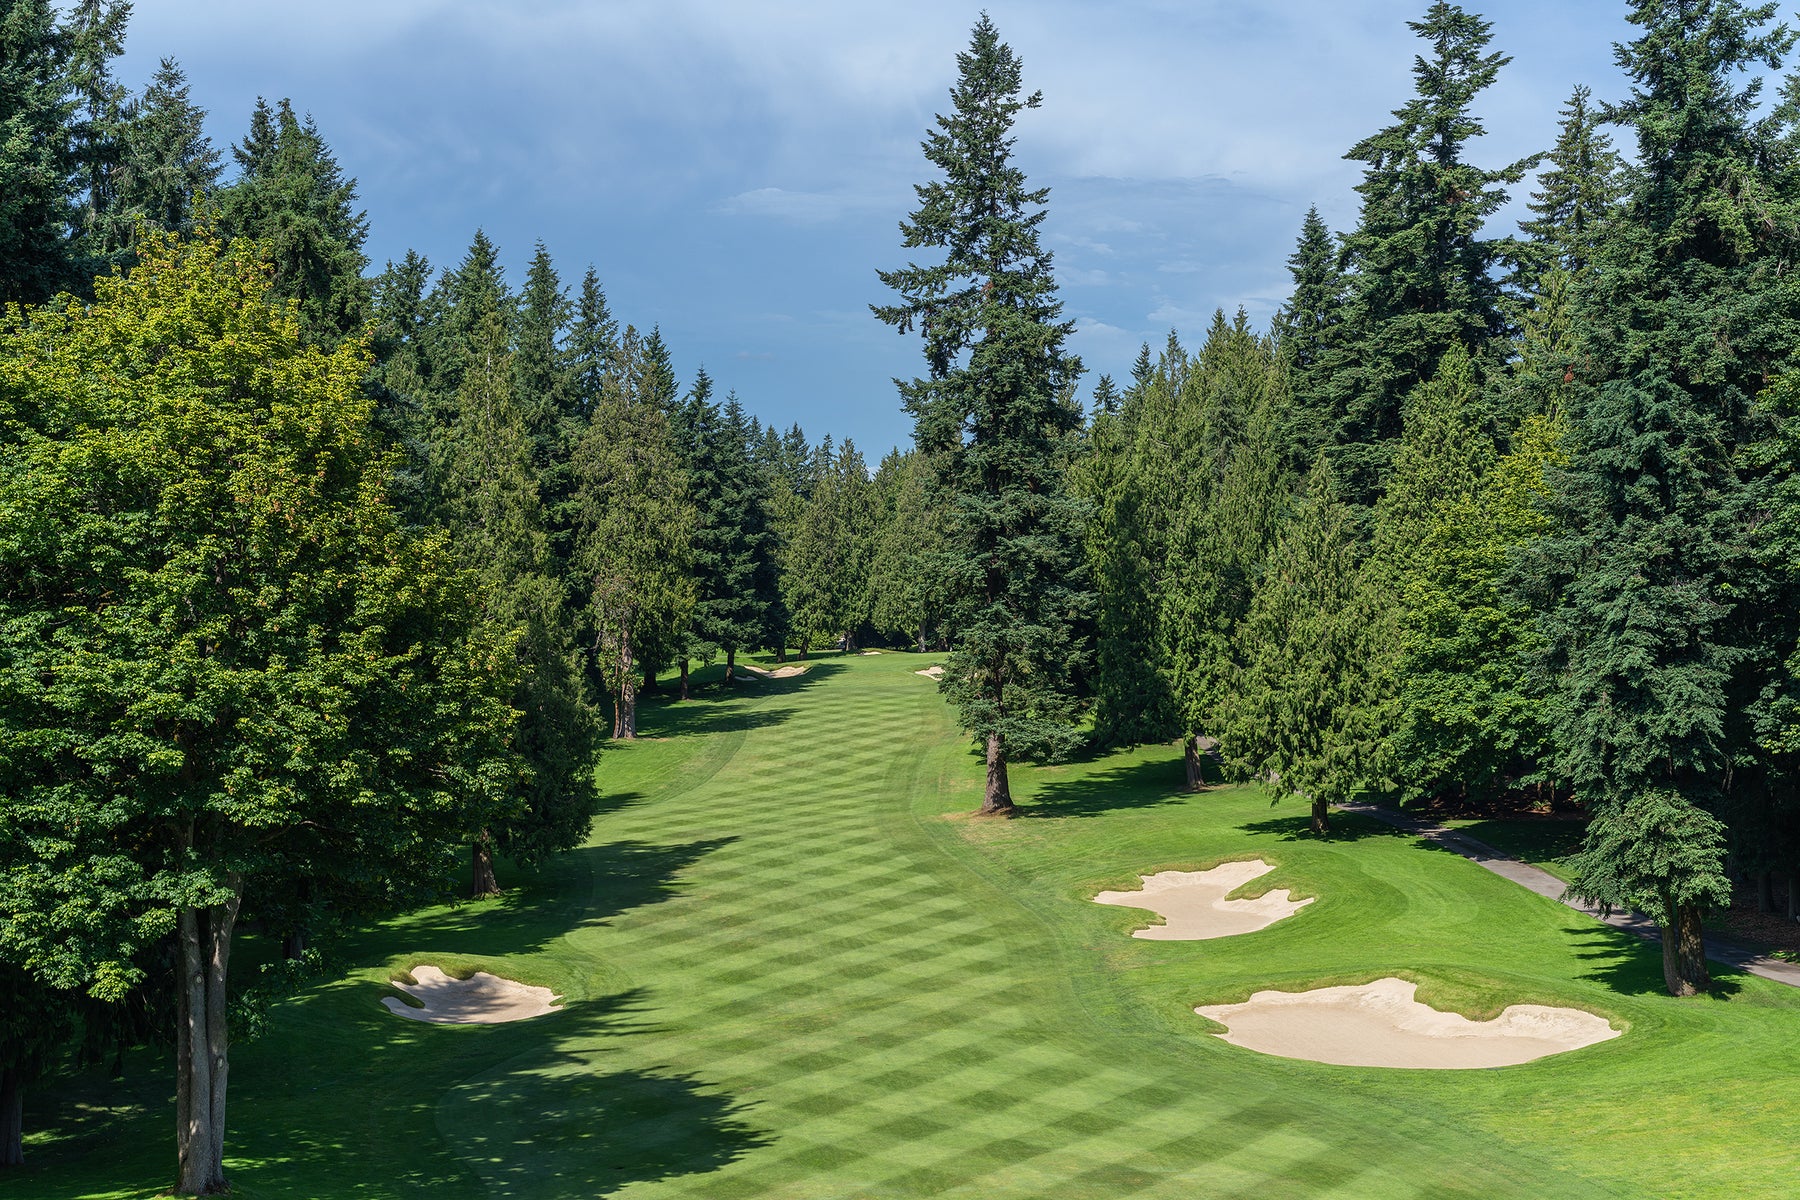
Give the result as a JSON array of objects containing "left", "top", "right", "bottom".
[{"left": 1338, "top": 802, "right": 1800, "bottom": 990}]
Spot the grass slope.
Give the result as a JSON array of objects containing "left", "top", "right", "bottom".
[{"left": 15, "top": 653, "right": 1800, "bottom": 1197}]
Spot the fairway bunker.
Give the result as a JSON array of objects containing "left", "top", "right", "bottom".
[
  {"left": 915, "top": 666, "right": 944, "bottom": 679},
  {"left": 741, "top": 663, "right": 809, "bottom": 680},
  {"left": 1093, "top": 859, "right": 1312, "bottom": 940},
  {"left": 381, "top": 965, "right": 562, "bottom": 1024},
  {"left": 1194, "top": 977, "right": 1619, "bottom": 1068}
]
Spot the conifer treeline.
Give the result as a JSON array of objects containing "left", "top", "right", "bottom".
[{"left": 1074, "top": 0, "right": 1800, "bottom": 998}]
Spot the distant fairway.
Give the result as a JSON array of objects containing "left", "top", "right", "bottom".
[{"left": 18, "top": 653, "right": 1800, "bottom": 1198}]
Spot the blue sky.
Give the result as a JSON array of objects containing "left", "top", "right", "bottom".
[{"left": 117, "top": 1, "right": 1645, "bottom": 455}]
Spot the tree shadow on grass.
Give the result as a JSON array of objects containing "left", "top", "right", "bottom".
[
  {"left": 441, "top": 1054, "right": 771, "bottom": 1199},
  {"left": 353, "top": 837, "right": 736, "bottom": 964},
  {"left": 1235, "top": 808, "right": 1406, "bottom": 843},
  {"left": 1566, "top": 926, "right": 1745, "bottom": 999},
  {"left": 1019, "top": 757, "right": 1191, "bottom": 818},
  {"left": 637, "top": 662, "right": 844, "bottom": 739}
]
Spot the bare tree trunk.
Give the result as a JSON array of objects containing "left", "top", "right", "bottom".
[
  {"left": 1183, "top": 735, "right": 1204, "bottom": 792},
  {"left": 916, "top": 629, "right": 926, "bottom": 653},
  {"left": 678, "top": 657, "right": 690, "bottom": 701},
  {"left": 775, "top": 640, "right": 787, "bottom": 664},
  {"left": 175, "top": 878, "right": 241, "bottom": 1196},
  {"left": 1310, "top": 796, "right": 1330, "bottom": 836},
  {"left": 616, "top": 631, "right": 638, "bottom": 739},
  {"left": 980, "top": 732, "right": 1014, "bottom": 816},
  {"left": 1, "top": 1066, "right": 22, "bottom": 1167},
  {"left": 1660, "top": 899, "right": 1709, "bottom": 997},
  {"left": 640, "top": 663, "right": 658, "bottom": 695},
  {"left": 471, "top": 834, "right": 500, "bottom": 898}
]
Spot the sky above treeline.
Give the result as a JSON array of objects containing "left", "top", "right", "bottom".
[{"left": 120, "top": 1, "right": 1643, "bottom": 454}]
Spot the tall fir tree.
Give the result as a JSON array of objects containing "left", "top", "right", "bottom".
[
  {"left": 1273, "top": 205, "right": 1344, "bottom": 467},
  {"left": 216, "top": 98, "right": 370, "bottom": 343},
  {"left": 1519, "top": 84, "right": 1625, "bottom": 278},
  {"left": 0, "top": 0, "right": 79, "bottom": 304},
  {"left": 114, "top": 58, "right": 221, "bottom": 239},
  {"left": 875, "top": 14, "right": 1094, "bottom": 814},
  {"left": 1526, "top": 0, "right": 1800, "bottom": 995},
  {"left": 1322, "top": 2, "right": 1534, "bottom": 506}
]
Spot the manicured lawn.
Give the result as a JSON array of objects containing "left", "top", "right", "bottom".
[
  {"left": 15, "top": 653, "right": 1800, "bottom": 1197},
  {"left": 1440, "top": 814, "right": 1588, "bottom": 882}
]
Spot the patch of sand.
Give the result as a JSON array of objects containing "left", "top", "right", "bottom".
[
  {"left": 1093, "top": 859, "right": 1312, "bottom": 940},
  {"left": 381, "top": 965, "right": 562, "bottom": 1025},
  {"left": 1194, "top": 977, "right": 1619, "bottom": 1068},
  {"left": 915, "top": 666, "right": 945, "bottom": 679},
  {"left": 859, "top": 649, "right": 883, "bottom": 656},
  {"left": 740, "top": 663, "right": 809, "bottom": 679}
]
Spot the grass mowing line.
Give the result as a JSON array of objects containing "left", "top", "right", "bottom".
[{"left": 17, "top": 652, "right": 1798, "bottom": 1197}]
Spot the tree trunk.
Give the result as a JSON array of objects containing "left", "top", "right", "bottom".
[
  {"left": 980, "top": 732, "right": 1015, "bottom": 816},
  {"left": 282, "top": 930, "right": 307, "bottom": 961},
  {"left": 1660, "top": 899, "right": 1709, "bottom": 997},
  {"left": 1310, "top": 795, "right": 1330, "bottom": 836},
  {"left": 1183, "top": 735, "right": 1204, "bottom": 792},
  {"left": 641, "top": 663, "right": 658, "bottom": 695},
  {"left": 725, "top": 647, "right": 736, "bottom": 685},
  {"left": 798, "top": 641, "right": 808, "bottom": 661},
  {"left": 775, "top": 641, "right": 787, "bottom": 664},
  {"left": 471, "top": 835, "right": 500, "bottom": 899},
  {"left": 1, "top": 1066, "right": 22, "bottom": 1167},
  {"left": 175, "top": 878, "right": 241, "bottom": 1196},
  {"left": 916, "top": 629, "right": 927, "bottom": 654},
  {"left": 678, "top": 657, "right": 690, "bottom": 701},
  {"left": 616, "top": 631, "right": 638, "bottom": 739}
]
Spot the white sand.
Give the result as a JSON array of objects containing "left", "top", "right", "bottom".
[
  {"left": 740, "top": 663, "right": 809, "bottom": 679},
  {"left": 915, "top": 666, "right": 945, "bottom": 679},
  {"left": 1093, "top": 859, "right": 1312, "bottom": 940},
  {"left": 859, "top": 649, "right": 883, "bottom": 656},
  {"left": 381, "top": 965, "right": 562, "bottom": 1025},
  {"left": 1194, "top": 977, "right": 1619, "bottom": 1068}
]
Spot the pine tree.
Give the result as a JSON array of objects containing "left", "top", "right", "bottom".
[
  {"left": 1323, "top": 2, "right": 1535, "bottom": 506},
  {"left": 216, "top": 98, "right": 370, "bottom": 343},
  {"left": 1526, "top": 0, "right": 1800, "bottom": 995},
  {"left": 572, "top": 326, "right": 697, "bottom": 738},
  {"left": 367, "top": 250, "right": 437, "bottom": 517},
  {"left": 0, "top": 0, "right": 79, "bottom": 304},
  {"left": 875, "top": 14, "right": 1094, "bottom": 813},
  {"left": 1224, "top": 459, "right": 1392, "bottom": 834},
  {"left": 1519, "top": 85, "right": 1624, "bottom": 278},
  {"left": 1274, "top": 205, "right": 1343, "bottom": 466},
  {"left": 868, "top": 449, "right": 949, "bottom": 651},
  {"left": 513, "top": 243, "right": 581, "bottom": 569},
  {"left": 114, "top": 58, "right": 221, "bottom": 238}
]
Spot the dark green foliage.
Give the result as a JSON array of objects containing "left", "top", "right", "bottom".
[
  {"left": 1519, "top": 85, "right": 1623, "bottom": 278},
  {"left": 0, "top": 0, "right": 79, "bottom": 304},
  {"left": 782, "top": 437, "right": 876, "bottom": 654},
  {"left": 875, "top": 15, "right": 1094, "bottom": 808},
  {"left": 1223, "top": 460, "right": 1393, "bottom": 834},
  {"left": 1525, "top": 0, "right": 1800, "bottom": 993},
  {"left": 366, "top": 250, "right": 437, "bottom": 517},
  {"left": 1319, "top": 2, "right": 1534, "bottom": 504},
  {"left": 1273, "top": 205, "right": 1342, "bottom": 466},
  {"left": 216, "top": 98, "right": 370, "bottom": 343},
  {"left": 513, "top": 244, "right": 582, "bottom": 568},
  {"left": 869, "top": 448, "right": 949, "bottom": 651},
  {"left": 113, "top": 59, "right": 221, "bottom": 239}
]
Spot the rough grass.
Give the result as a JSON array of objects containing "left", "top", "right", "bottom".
[{"left": 15, "top": 654, "right": 1800, "bottom": 1198}]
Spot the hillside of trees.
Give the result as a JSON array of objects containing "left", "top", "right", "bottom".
[{"left": 8, "top": 0, "right": 1800, "bottom": 1190}]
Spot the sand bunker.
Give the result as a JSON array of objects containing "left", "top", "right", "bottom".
[
  {"left": 915, "top": 666, "right": 944, "bottom": 679},
  {"left": 1194, "top": 977, "right": 1618, "bottom": 1068},
  {"left": 1093, "top": 859, "right": 1312, "bottom": 940},
  {"left": 382, "top": 965, "right": 562, "bottom": 1025},
  {"left": 740, "top": 663, "right": 809, "bottom": 679}
]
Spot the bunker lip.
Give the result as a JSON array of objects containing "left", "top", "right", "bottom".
[
  {"left": 1194, "top": 977, "right": 1620, "bottom": 1068},
  {"left": 915, "top": 666, "right": 945, "bottom": 679},
  {"left": 381, "top": 965, "right": 562, "bottom": 1025},
  {"left": 1093, "top": 859, "right": 1312, "bottom": 940},
  {"left": 740, "top": 663, "right": 810, "bottom": 679}
]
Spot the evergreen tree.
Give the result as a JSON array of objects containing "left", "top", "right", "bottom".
[
  {"left": 114, "top": 58, "right": 222, "bottom": 239},
  {"left": 1322, "top": 2, "right": 1535, "bottom": 505},
  {"left": 1519, "top": 85, "right": 1624, "bottom": 278},
  {"left": 0, "top": 0, "right": 79, "bottom": 304},
  {"left": 1525, "top": 0, "right": 1800, "bottom": 995},
  {"left": 216, "top": 98, "right": 370, "bottom": 343},
  {"left": 366, "top": 250, "right": 437, "bottom": 517},
  {"left": 875, "top": 14, "right": 1094, "bottom": 813},
  {"left": 680, "top": 378, "right": 777, "bottom": 685},
  {"left": 63, "top": 0, "right": 128, "bottom": 266},
  {"left": 513, "top": 243, "right": 580, "bottom": 567},
  {"left": 1274, "top": 205, "right": 1343, "bottom": 465},
  {"left": 868, "top": 449, "right": 949, "bottom": 651},
  {"left": 782, "top": 437, "right": 875, "bottom": 655},
  {"left": 572, "top": 326, "right": 697, "bottom": 737},
  {"left": 1223, "top": 460, "right": 1393, "bottom": 833}
]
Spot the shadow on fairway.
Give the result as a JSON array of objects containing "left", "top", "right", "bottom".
[
  {"left": 365, "top": 837, "right": 736, "bottom": 962},
  {"left": 1567, "top": 926, "right": 1744, "bottom": 998},
  {"left": 638, "top": 662, "right": 845, "bottom": 739},
  {"left": 442, "top": 1052, "right": 771, "bottom": 1198},
  {"left": 1236, "top": 810, "right": 1403, "bottom": 842},
  {"left": 1020, "top": 757, "right": 1190, "bottom": 818}
]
